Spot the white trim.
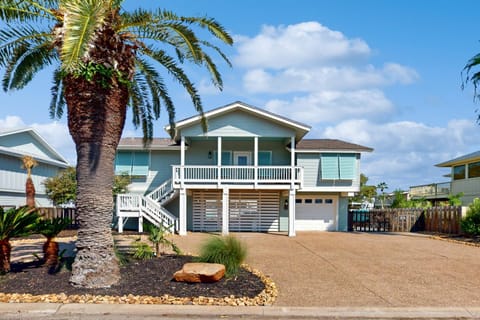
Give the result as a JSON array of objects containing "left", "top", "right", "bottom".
[
  {"left": 291, "top": 149, "right": 366, "bottom": 154},
  {"left": 0, "top": 146, "right": 69, "bottom": 168},
  {"left": 233, "top": 151, "right": 252, "bottom": 165}
]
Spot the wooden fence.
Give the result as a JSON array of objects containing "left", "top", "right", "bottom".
[
  {"left": 348, "top": 206, "right": 462, "bottom": 234},
  {"left": 36, "top": 207, "right": 79, "bottom": 229}
]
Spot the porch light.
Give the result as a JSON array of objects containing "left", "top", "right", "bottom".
[
  {"left": 208, "top": 150, "right": 212, "bottom": 159},
  {"left": 284, "top": 199, "right": 289, "bottom": 210}
]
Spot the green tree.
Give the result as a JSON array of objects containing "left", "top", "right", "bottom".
[
  {"left": 0, "top": 0, "right": 232, "bottom": 288},
  {"left": 44, "top": 167, "right": 131, "bottom": 205},
  {"left": 376, "top": 182, "right": 388, "bottom": 209},
  {"left": 0, "top": 206, "right": 40, "bottom": 273},
  {"left": 390, "top": 189, "right": 407, "bottom": 208},
  {"left": 448, "top": 192, "right": 464, "bottom": 206},
  {"left": 36, "top": 217, "right": 71, "bottom": 267}
]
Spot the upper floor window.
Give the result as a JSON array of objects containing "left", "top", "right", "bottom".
[
  {"left": 468, "top": 161, "right": 480, "bottom": 178},
  {"left": 320, "top": 153, "right": 356, "bottom": 180},
  {"left": 115, "top": 151, "right": 149, "bottom": 176},
  {"left": 453, "top": 165, "right": 466, "bottom": 180}
]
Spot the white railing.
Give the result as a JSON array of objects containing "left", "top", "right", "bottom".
[
  {"left": 116, "top": 193, "right": 178, "bottom": 233},
  {"left": 146, "top": 178, "right": 173, "bottom": 202},
  {"left": 173, "top": 165, "right": 303, "bottom": 185}
]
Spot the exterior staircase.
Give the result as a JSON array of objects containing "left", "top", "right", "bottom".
[{"left": 116, "top": 179, "right": 179, "bottom": 233}]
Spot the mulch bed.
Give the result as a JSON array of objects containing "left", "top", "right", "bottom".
[{"left": 0, "top": 255, "right": 276, "bottom": 305}]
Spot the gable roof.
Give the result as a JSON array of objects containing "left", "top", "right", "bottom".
[
  {"left": 294, "top": 139, "right": 373, "bottom": 153},
  {"left": 117, "top": 137, "right": 180, "bottom": 150},
  {"left": 0, "top": 128, "right": 69, "bottom": 167},
  {"left": 165, "top": 101, "right": 311, "bottom": 142},
  {"left": 436, "top": 150, "right": 480, "bottom": 167}
]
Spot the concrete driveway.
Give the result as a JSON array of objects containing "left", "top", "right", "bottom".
[{"left": 171, "top": 232, "right": 480, "bottom": 307}]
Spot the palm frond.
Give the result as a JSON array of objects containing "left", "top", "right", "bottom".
[
  {"left": 0, "top": 0, "right": 57, "bottom": 22},
  {"left": 49, "top": 67, "right": 65, "bottom": 119},
  {"left": 59, "top": 0, "right": 109, "bottom": 71}
]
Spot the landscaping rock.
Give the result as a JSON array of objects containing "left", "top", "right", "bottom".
[{"left": 174, "top": 262, "right": 225, "bottom": 283}]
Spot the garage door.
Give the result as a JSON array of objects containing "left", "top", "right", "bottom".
[
  {"left": 192, "top": 190, "right": 222, "bottom": 232},
  {"left": 229, "top": 191, "right": 279, "bottom": 232},
  {"left": 295, "top": 196, "right": 337, "bottom": 231}
]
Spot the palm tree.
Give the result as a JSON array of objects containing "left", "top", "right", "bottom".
[
  {"left": 376, "top": 182, "right": 388, "bottom": 209},
  {"left": 0, "top": 206, "right": 40, "bottom": 273},
  {"left": 463, "top": 51, "right": 480, "bottom": 109},
  {"left": 21, "top": 155, "right": 38, "bottom": 208},
  {"left": 36, "top": 217, "right": 71, "bottom": 267},
  {"left": 0, "top": 0, "right": 232, "bottom": 288}
]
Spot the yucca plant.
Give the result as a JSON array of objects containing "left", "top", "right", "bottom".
[
  {"left": 0, "top": 0, "right": 232, "bottom": 288},
  {"left": 196, "top": 236, "right": 247, "bottom": 277},
  {"left": 0, "top": 206, "right": 40, "bottom": 273},
  {"left": 36, "top": 217, "right": 71, "bottom": 267}
]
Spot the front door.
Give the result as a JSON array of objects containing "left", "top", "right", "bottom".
[{"left": 234, "top": 152, "right": 252, "bottom": 165}]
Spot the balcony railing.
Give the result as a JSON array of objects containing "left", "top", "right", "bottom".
[
  {"left": 409, "top": 182, "right": 451, "bottom": 199},
  {"left": 172, "top": 165, "right": 303, "bottom": 186}
]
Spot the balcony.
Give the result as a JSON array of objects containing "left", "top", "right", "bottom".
[
  {"left": 409, "top": 182, "right": 451, "bottom": 199},
  {"left": 172, "top": 165, "right": 303, "bottom": 188}
]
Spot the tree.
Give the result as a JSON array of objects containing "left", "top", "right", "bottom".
[
  {"left": 0, "top": 0, "right": 232, "bottom": 288},
  {"left": 44, "top": 167, "right": 130, "bottom": 205},
  {"left": 351, "top": 173, "right": 377, "bottom": 203},
  {"left": 0, "top": 206, "right": 40, "bottom": 273},
  {"left": 463, "top": 51, "right": 480, "bottom": 120},
  {"left": 21, "top": 156, "right": 38, "bottom": 208},
  {"left": 376, "top": 182, "right": 388, "bottom": 209},
  {"left": 36, "top": 217, "right": 71, "bottom": 267}
]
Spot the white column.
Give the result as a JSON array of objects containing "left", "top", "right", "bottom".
[
  {"left": 180, "top": 136, "right": 185, "bottom": 188},
  {"left": 288, "top": 189, "right": 296, "bottom": 237},
  {"left": 217, "top": 136, "right": 222, "bottom": 186},
  {"left": 254, "top": 136, "right": 258, "bottom": 187},
  {"left": 179, "top": 188, "right": 187, "bottom": 236},
  {"left": 118, "top": 216, "right": 124, "bottom": 233},
  {"left": 290, "top": 136, "right": 295, "bottom": 188},
  {"left": 138, "top": 215, "right": 143, "bottom": 233},
  {"left": 222, "top": 188, "right": 229, "bottom": 235}
]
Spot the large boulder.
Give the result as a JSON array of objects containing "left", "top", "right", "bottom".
[{"left": 173, "top": 262, "right": 225, "bottom": 283}]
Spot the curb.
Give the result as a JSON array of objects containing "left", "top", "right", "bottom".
[{"left": 1, "top": 304, "right": 480, "bottom": 319}]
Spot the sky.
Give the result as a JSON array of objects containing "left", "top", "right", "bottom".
[{"left": 1, "top": 0, "right": 480, "bottom": 191}]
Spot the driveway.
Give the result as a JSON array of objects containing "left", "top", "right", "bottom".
[{"left": 171, "top": 232, "right": 480, "bottom": 307}]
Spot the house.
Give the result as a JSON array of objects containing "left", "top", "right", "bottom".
[
  {"left": 116, "top": 101, "right": 373, "bottom": 236},
  {"left": 0, "top": 128, "right": 70, "bottom": 207}
]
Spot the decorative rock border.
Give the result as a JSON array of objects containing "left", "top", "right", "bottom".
[{"left": 0, "top": 264, "right": 278, "bottom": 306}]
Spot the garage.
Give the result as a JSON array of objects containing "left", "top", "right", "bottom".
[{"left": 295, "top": 195, "right": 337, "bottom": 231}]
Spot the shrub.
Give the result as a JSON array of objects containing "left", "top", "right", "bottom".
[
  {"left": 461, "top": 198, "right": 480, "bottom": 236},
  {"left": 144, "top": 223, "right": 181, "bottom": 256},
  {"left": 132, "top": 241, "right": 154, "bottom": 260},
  {"left": 196, "top": 236, "right": 247, "bottom": 277}
]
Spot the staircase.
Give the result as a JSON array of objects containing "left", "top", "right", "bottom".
[{"left": 116, "top": 179, "right": 179, "bottom": 233}]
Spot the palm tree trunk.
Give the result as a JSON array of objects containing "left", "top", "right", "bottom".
[
  {"left": 64, "top": 73, "right": 128, "bottom": 288},
  {"left": 43, "top": 238, "right": 59, "bottom": 267},
  {"left": 26, "top": 177, "right": 36, "bottom": 208},
  {"left": 0, "top": 239, "right": 11, "bottom": 273}
]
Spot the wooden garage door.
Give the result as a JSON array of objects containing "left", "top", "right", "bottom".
[
  {"left": 295, "top": 196, "right": 337, "bottom": 231},
  {"left": 229, "top": 191, "right": 280, "bottom": 232},
  {"left": 192, "top": 191, "right": 222, "bottom": 232}
]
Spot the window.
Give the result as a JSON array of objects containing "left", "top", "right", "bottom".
[
  {"left": 325, "top": 199, "right": 333, "bottom": 204},
  {"left": 258, "top": 151, "right": 272, "bottom": 165},
  {"left": 305, "top": 199, "right": 313, "bottom": 204},
  {"left": 215, "top": 151, "right": 232, "bottom": 165},
  {"left": 453, "top": 165, "right": 466, "bottom": 180},
  {"left": 320, "top": 153, "right": 356, "bottom": 180},
  {"left": 468, "top": 161, "right": 480, "bottom": 178},
  {"left": 295, "top": 199, "right": 302, "bottom": 204},
  {"left": 115, "top": 151, "right": 149, "bottom": 176},
  {"left": 315, "top": 199, "right": 323, "bottom": 204}
]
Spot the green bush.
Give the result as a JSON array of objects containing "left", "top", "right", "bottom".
[
  {"left": 196, "top": 236, "right": 247, "bottom": 277},
  {"left": 132, "top": 241, "right": 154, "bottom": 260},
  {"left": 461, "top": 198, "right": 480, "bottom": 236}
]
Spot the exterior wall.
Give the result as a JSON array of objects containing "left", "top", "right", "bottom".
[
  {"left": 296, "top": 152, "right": 360, "bottom": 192},
  {"left": 146, "top": 151, "right": 180, "bottom": 192},
  {"left": 0, "top": 153, "right": 62, "bottom": 207},
  {"left": 451, "top": 178, "right": 480, "bottom": 205},
  {"left": 337, "top": 196, "right": 349, "bottom": 231},
  {"left": 279, "top": 193, "right": 289, "bottom": 232},
  {"left": 0, "top": 132, "right": 56, "bottom": 160},
  {"left": 181, "top": 110, "right": 296, "bottom": 138}
]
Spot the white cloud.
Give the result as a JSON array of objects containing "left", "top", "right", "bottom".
[
  {"left": 265, "top": 90, "right": 394, "bottom": 124},
  {"left": 235, "top": 22, "right": 371, "bottom": 69},
  {"left": 0, "top": 115, "right": 25, "bottom": 130},
  {"left": 321, "top": 118, "right": 480, "bottom": 189}
]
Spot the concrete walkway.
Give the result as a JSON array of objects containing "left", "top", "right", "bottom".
[{"left": 6, "top": 231, "right": 480, "bottom": 318}]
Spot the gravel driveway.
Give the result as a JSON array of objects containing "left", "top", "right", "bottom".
[{"left": 172, "top": 232, "right": 480, "bottom": 307}]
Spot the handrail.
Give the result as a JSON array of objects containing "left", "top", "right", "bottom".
[{"left": 146, "top": 178, "right": 173, "bottom": 202}]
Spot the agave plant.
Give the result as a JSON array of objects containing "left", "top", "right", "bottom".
[
  {"left": 0, "top": 206, "right": 40, "bottom": 273},
  {"left": 36, "top": 217, "right": 71, "bottom": 267}
]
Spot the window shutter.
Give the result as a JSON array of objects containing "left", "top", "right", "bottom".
[
  {"left": 115, "top": 152, "right": 132, "bottom": 175},
  {"left": 215, "top": 151, "right": 232, "bottom": 165},
  {"left": 339, "top": 154, "right": 356, "bottom": 180},
  {"left": 131, "top": 152, "right": 149, "bottom": 176},
  {"left": 321, "top": 153, "right": 339, "bottom": 180},
  {"left": 258, "top": 151, "right": 272, "bottom": 165}
]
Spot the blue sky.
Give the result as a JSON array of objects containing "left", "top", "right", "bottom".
[{"left": 1, "top": 0, "right": 480, "bottom": 191}]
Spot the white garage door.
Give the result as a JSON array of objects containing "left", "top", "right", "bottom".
[
  {"left": 295, "top": 196, "right": 337, "bottom": 231},
  {"left": 229, "top": 191, "right": 280, "bottom": 232}
]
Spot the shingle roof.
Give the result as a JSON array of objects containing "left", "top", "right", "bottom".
[
  {"left": 118, "top": 137, "right": 179, "bottom": 149},
  {"left": 295, "top": 139, "right": 373, "bottom": 152}
]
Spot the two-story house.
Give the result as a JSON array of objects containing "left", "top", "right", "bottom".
[
  {"left": 0, "top": 128, "right": 70, "bottom": 207},
  {"left": 116, "top": 101, "right": 373, "bottom": 236}
]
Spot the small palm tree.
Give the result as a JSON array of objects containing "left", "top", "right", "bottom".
[
  {"left": 21, "top": 156, "right": 38, "bottom": 208},
  {"left": 376, "top": 182, "right": 388, "bottom": 209},
  {"left": 0, "top": 206, "right": 40, "bottom": 273},
  {"left": 36, "top": 217, "right": 71, "bottom": 267},
  {"left": 145, "top": 223, "right": 180, "bottom": 257}
]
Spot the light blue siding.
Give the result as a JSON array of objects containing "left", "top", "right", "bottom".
[
  {"left": 279, "top": 194, "right": 289, "bottom": 231},
  {"left": 146, "top": 151, "right": 180, "bottom": 193},
  {"left": 0, "top": 132, "right": 57, "bottom": 160},
  {"left": 181, "top": 110, "right": 296, "bottom": 138},
  {"left": 338, "top": 197, "right": 349, "bottom": 231},
  {"left": 296, "top": 153, "right": 320, "bottom": 187}
]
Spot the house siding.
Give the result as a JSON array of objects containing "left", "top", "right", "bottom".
[
  {"left": 181, "top": 110, "right": 296, "bottom": 138},
  {"left": 338, "top": 197, "right": 349, "bottom": 231}
]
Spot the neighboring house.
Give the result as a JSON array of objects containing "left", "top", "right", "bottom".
[
  {"left": 0, "top": 128, "right": 70, "bottom": 207},
  {"left": 116, "top": 101, "right": 373, "bottom": 236}
]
